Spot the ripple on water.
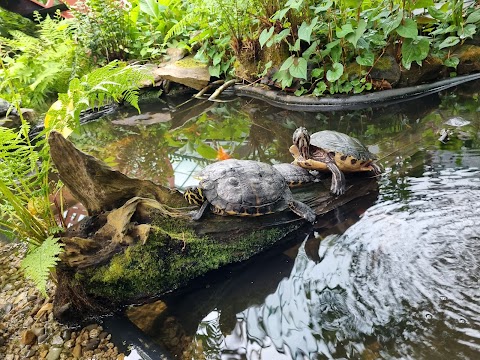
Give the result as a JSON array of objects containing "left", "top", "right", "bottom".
[{"left": 210, "top": 167, "right": 480, "bottom": 359}]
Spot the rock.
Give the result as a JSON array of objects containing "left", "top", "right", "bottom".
[
  {"left": 453, "top": 44, "right": 480, "bottom": 75},
  {"left": 21, "top": 330, "right": 37, "bottom": 345},
  {"left": 50, "top": 334, "right": 64, "bottom": 347},
  {"left": 72, "top": 344, "right": 82, "bottom": 358},
  {"left": 151, "top": 56, "right": 210, "bottom": 90},
  {"left": 369, "top": 53, "right": 401, "bottom": 86},
  {"left": 45, "top": 346, "right": 62, "bottom": 360},
  {"left": 84, "top": 337, "right": 100, "bottom": 351}
]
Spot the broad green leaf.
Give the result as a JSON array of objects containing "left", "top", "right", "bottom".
[
  {"left": 431, "top": 24, "right": 456, "bottom": 36},
  {"left": 396, "top": 19, "right": 418, "bottom": 39},
  {"left": 285, "top": 0, "right": 303, "bottom": 11},
  {"left": 208, "top": 64, "right": 221, "bottom": 77},
  {"left": 466, "top": 9, "right": 480, "bottom": 24},
  {"left": 311, "top": 67, "right": 324, "bottom": 78},
  {"left": 346, "top": 19, "right": 367, "bottom": 48},
  {"left": 298, "top": 17, "right": 318, "bottom": 44},
  {"left": 272, "top": 8, "right": 289, "bottom": 21},
  {"left": 427, "top": 6, "right": 447, "bottom": 21},
  {"left": 302, "top": 40, "right": 319, "bottom": 60},
  {"left": 212, "top": 51, "right": 224, "bottom": 66},
  {"left": 139, "top": 0, "right": 162, "bottom": 18},
  {"left": 444, "top": 57, "right": 459, "bottom": 68},
  {"left": 313, "top": 0, "right": 333, "bottom": 13},
  {"left": 272, "top": 70, "right": 294, "bottom": 89},
  {"left": 382, "top": 12, "right": 403, "bottom": 36},
  {"left": 457, "top": 24, "right": 476, "bottom": 39},
  {"left": 289, "top": 57, "right": 308, "bottom": 80},
  {"left": 326, "top": 62, "right": 344, "bottom": 82},
  {"left": 438, "top": 36, "right": 460, "bottom": 49},
  {"left": 196, "top": 144, "right": 218, "bottom": 159},
  {"left": 401, "top": 37, "right": 430, "bottom": 69},
  {"left": 260, "top": 61, "right": 273, "bottom": 77},
  {"left": 336, "top": 23, "right": 354, "bottom": 38},
  {"left": 280, "top": 56, "right": 295, "bottom": 72},
  {"left": 412, "top": 0, "right": 434, "bottom": 9},
  {"left": 271, "top": 29, "right": 291, "bottom": 45},
  {"left": 290, "top": 38, "right": 301, "bottom": 52},
  {"left": 356, "top": 51, "right": 374, "bottom": 66},
  {"left": 259, "top": 27, "right": 274, "bottom": 49},
  {"left": 313, "top": 81, "right": 327, "bottom": 96}
]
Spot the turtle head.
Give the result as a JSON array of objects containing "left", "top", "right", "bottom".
[
  {"left": 184, "top": 187, "right": 205, "bottom": 205},
  {"left": 293, "top": 127, "right": 311, "bottom": 158}
]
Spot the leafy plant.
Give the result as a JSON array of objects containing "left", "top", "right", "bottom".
[
  {"left": 0, "top": 13, "right": 79, "bottom": 108},
  {"left": 45, "top": 60, "right": 154, "bottom": 136}
]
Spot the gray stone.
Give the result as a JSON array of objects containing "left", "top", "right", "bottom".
[
  {"left": 50, "top": 334, "right": 64, "bottom": 347},
  {"left": 45, "top": 346, "right": 62, "bottom": 360}
]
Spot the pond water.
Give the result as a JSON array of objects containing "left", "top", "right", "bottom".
[{"left": 73, "top": 81, "right": 480, "bottom": 360}]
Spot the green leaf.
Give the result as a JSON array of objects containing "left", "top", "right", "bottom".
[
  {"left": 259, "top": 27, "right": 274, "bottom": 49},
  {"left": 271, "top": 29, "right": 291, "bottom": 45},
  {"left": 356, "top": 51, "right": 374, "bottom": 66},
  {"left": 302, "top": 40, "right": 319, "bottom": 60},
  {"left": 346, "top": 19, "right": 367, "bottom": 48},
  {"left": 382, "top": 12, "right": 403, "bottom": 36},
  {"left": 272, "top": 70, "right": 294, "bottom": 89},
  {"left": 444, "top": 57, "right": 459, "bottom": 68},
  {"left": 290, "top": 38, "right": 301, "bottom": 52},
  {"left": 209, "top": 64, "right": 221, "bottom": 77},
  {"left": 260, "top": 61, "right": 273, "bottom": 77},
  {"left": 21, "top": 236, "right": 63, "bottom": 296},
  {"left": 402, "top": 37, "right": 430, "bottom": 69},
  {"left": 466, "top": 9, "right": 480, "bottom": 24},
  {"left": 438, "top": 36, "right": 460, "bottom": 50},
  {"left": 336, "top": 23, "right": 354, "bottom": 38},
  {"left": 212, "top": 51, "right": 224, "bottom": 66},
  {"left": 280, "top": 56, "right": 295, "bottom": 72},
  {"left": 313, "top": 81, "right": 327, "bottom": 96},
  {"left": 428, "top": 6, "right": 447, "bottom": 21},
  {"left": 396, "top": 19, "right": 418, "bottom": 39},
  {"left": 298, "top": 17, "right": 318, "bottom": 44},
  {"left": 326, "top": 62, "right": 344, "bottom": 82},
  {"left": 311, "top": 67, "right": 324, "bottom": 78},
  {"left": 139, "top": 0, "right": 162, "bottom": 18},
  {"left": 196, "top": 144, "right": 218, "bottom": 159},
  {"left": 412, "top": 0, "right": 434, "bottom": 9},
  {"left": 289, "top": 57, "right": 308, "bottom": 80},
  {"left": 457, "top": 24, "right": 476, "bottom": 39},
  {"left": 313, "top": 0, "right": 333, "bottom": 13}
]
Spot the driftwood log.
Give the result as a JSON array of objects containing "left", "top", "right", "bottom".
[{"left": 48, "top": 132, "right": 379, "bottom": 322}]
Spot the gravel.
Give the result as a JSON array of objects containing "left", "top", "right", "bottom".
[{"left": 0, "top": 242, "right": 126, "bottom": 360}]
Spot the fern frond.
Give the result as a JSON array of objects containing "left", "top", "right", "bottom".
[
  {"left": 164, "top": 11, "right": 197, "bottom": 45},
  {"left": 21, "top": 236, "right": 64, "bottom": 296}
]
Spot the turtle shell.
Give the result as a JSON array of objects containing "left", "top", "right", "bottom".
[
  {"left": 198, "top": 159, "right": 292, "bottom": 216},
  {"left": 310, "top": 130, "right": 377, "bottom": 173},
  {"left": 273, "top": 163, "right": 317, "bottom": 187}
]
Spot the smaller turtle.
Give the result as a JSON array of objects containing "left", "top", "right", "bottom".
[
  {"left": 184, "top": 159, "right": 316, "bottom": 223},
  {"left": 273, "top": 163, "right": 319, "bottom": 187},
  {"left": 290, "top": 127, "right": 382, "bottom": 195}
]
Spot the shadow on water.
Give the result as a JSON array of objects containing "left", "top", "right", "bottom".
[{"left": 71, "top": 81, "right": 480, "bottom": 359}]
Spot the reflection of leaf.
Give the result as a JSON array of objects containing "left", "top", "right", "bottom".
[{"left": 197, "top": 143, "right": 220, "bottom": 159}]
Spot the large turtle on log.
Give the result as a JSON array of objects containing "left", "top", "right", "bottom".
[
  {"left": 183, "top": 159, "right": 316, "bottom": 223},
  {"left": 290, "top": 127, "right": 382, "bottom": 195}
]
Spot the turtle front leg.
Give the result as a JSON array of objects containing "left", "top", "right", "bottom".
[{"left": 326, "top": 162, "right": 346, "bottom": 195}]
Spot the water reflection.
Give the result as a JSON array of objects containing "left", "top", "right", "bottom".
[
  {"left": 71, "top": 82, "right": 480, "bottom": 359},
  {"left": 189, "top": 165, "right": 480, "bottom": 359}
]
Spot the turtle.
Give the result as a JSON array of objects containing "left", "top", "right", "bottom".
[
  {"left": 272, "top": 162, "right": 319, "bottom": 187},
  {"left": 290, "top": 127, "right": 382, "bottom": 195},
  {"left": 183, "top": 159, "right": 316, "bottom": 223}
]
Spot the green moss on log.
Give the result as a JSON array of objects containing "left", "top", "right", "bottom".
[{"left": 77, "top": 217, "right": 294, "bottom": 302}]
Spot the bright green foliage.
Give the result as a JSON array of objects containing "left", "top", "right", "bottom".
[
  {"left": 21, "top": 236, "right": 64, "bottom": 297},
  {"left": 45, "top": 60, "right": 154, "bottom": 135},
  {"left": 0, "top": 8, "right": 34, "bottom": 38},
  {"left": 0, "top": 14, "right": 78, "bottom": 108},
  {"left": 0, "top": 123, "right": 58, "bottom": 245}
]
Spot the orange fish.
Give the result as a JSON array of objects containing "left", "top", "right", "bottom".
[{"left": 216, "top": 146, "right": 231, "bottom": 160}]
